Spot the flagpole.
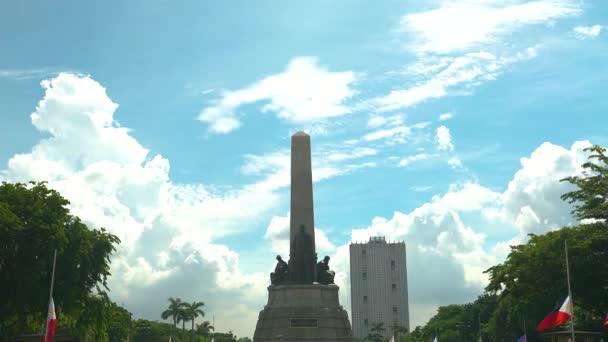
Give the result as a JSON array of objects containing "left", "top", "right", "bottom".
[
  {"left": 44, "top": 249, "right": 57, "bottom": 342},
  {"left": 523, "top": 313, "right": 527, "bottom": 338},
  {"left": 565, "top": 240, "right": 575, "bottom": 342}
]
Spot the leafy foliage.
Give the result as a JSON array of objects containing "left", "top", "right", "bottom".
[
  {"left": 366, "top": 322, "right": 386, "bottom": 341},
  {"left": 161, "top": 297, "right": 184, "bottom": 333},
  {"left": 561, "top": 144, "right": 608, "bottom": 222},
  {"left": 402, "top": 145, "right": 608, "bottom": 342},
  {"left": 483, "top": 223, "right": 608, "bottom": 340},
  {"left": 0, "top": 181, "right": 120, "bottom": 338}
]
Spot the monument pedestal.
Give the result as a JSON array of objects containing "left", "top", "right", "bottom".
[{"left": 253, "top": 284, "right": 354, "bottom": 342}]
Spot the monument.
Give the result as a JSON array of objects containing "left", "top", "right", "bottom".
[{"left": 253, "top": 131, "right": 354, "bottom": 342}]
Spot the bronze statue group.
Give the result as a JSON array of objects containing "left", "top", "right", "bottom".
[{"left": 270, "top": 225, "right": 336, "bottom": 286}]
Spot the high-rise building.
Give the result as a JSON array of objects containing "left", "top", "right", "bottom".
[{"left": 349, "top": 236, "right": 409, "bottom": 339}]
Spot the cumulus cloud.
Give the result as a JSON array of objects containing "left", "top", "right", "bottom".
[
  {"left": 499, "top": 141, "right": 591, "bottom": 238},
  {"left": 330, "top": 140, "right": 591, "bottom": 327},
  {"left": 0, "top": 73, "right": 288, "bottom": 337},
  {"left": 400, "top": 0, "right": 581, "bottom": 54},
  {"left": 197, "top": 57, "right": 357, "bottom": 134},
  {"left": 436, "top": 125, "right": 454, "bottom": 152},
  {"left": 573, "top": 24, "right": 603, "bottom": 39},
  {"left": 1, "top": 73, "right": 598, "bottom": 334}
]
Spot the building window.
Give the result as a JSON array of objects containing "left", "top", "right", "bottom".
[
  {"left": 362, "top": 249, "right": 366, "bottom": 257},
  {"left": 363, "top": 296, "right": 368, "bottom": 303},
  {"left": 392, "top": 283, "right": 397, "bottom": 290},
  {"left": 393, "top": 306, "right": 398, "bottom": 313},
  {"left": 391, "top": 260, "right": 396, "bottom": 270},
  {"left": 362, "top": 272, "right": 367, "bottom": 279},
  {"left": 364, "top": 319, "right": 368, "bottom": 326}
]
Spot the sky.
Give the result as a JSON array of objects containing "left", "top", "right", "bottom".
[{"left": 1, "top": 0, "right": 607, "bottom": 338}]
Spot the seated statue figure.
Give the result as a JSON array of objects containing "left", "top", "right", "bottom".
[
  {"left": 270, "top": 255, "right": 289, "bottom": 285},
  {"left": 316, "top": 255, "right": 335, "bottom": 285}
]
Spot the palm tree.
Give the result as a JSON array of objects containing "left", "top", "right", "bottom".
[
  {"left": 184, "top": 301, "right": 205, "bottom": 335},
  {"left": 177, "top": 306, "right": 188, "bottom": 332},
  {"left": 196, "top": 321, "right": 214, "bottom": 337},
  {"left": 367, "top": 322, "right": 385, "bottom": 342},
  {"left": 161, "top": 297, "right": 183, "bottom": 338}
]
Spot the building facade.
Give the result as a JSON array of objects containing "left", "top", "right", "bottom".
[{"left": 349, "top": 236, "right": 409, "bottom": 339}]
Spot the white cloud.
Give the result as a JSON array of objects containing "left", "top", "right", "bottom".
[
  {"left": 363, "top": 125, "right": 411, "bottom": 142},
  {"left": 0, "top": 73, "right": 286, "bottom": 337},
  {"left": 327, "top": 147, "right": 378, "bottom": 162},
  {"left": 448, "top": 156, "right": 463, "bottom": 169},
  {"left": 439, "top": 112, "right": 453, "bottom": 121},
  {"left": 332, "top": 140, "right": 592, "bottom": 328},
  {"left": 436, "top": 125, "right": 454, "bottom": 151},
  {"left": 499, "top": 141, "right": 591, "bottom": 238},
  {"left": 573, "top": 24, "right": 603, "bottom": 39},
  {"left": 367, "top": 114, "right": 404, "bottom": 128},
  {"left": 410, "top": 185, "right": 433, "bottom": 192},
  {"left": 197, "top": 57, "right": 357, "bottom": 134},
  {"left": 376, "top": 48, "right": 538, "bottom": 112},
  {"left": 400, "top": 0, "right": 581, "bottom": 54},
  {"left": 0, "top": 68, "right": 65, "bottom": 81},
  {"left": 241, "top": 146, "right": 378, "bottom": 193},
  {"left": 398, "top": 153, "right": 430, "bottom": 167},
  {"left": 367, "top": 115, "right": 387, "bottom": 127}
]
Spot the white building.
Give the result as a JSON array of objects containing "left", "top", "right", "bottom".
[{"left": 349, "top": 236, "right": 409, "bottom": 339}]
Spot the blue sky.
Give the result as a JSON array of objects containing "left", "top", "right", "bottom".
[{"left": 1, "top": 0, "right": 607, "bottom": 337}]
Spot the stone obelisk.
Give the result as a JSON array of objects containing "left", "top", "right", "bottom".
[
  {"left": 253, "top": 131, "right": 353, "bottom": 342},
  {"left": 289, "top": 131, "right": 316, "bottom": 284}
]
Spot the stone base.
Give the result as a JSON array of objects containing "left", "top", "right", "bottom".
[{"left": 253, "top": 284, "right": 354, "bottom": 342}]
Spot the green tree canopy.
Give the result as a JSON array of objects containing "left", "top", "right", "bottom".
[
  {"left": 561, "top": 144, "right": 608, "bottom": 222},
  {"left": 0, "top": 181, "right": 120, "bottom": 337},
  {"left": 482, "top": 144, "right": 608, "bottom": 341}
]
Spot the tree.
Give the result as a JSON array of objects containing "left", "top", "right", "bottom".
[
  {"left": 132, "top": 319, "right": 173, "bottom": 342},
  {"left": 184, "top": 301, "right": 205, "bottom": 338},
  {"left": 483, "top": 145, "right": 608, "bottom": 341},
  {"left": 107, "top": 302, "right": 132, "bottom": 342},
  {"left": 161, "top": 297, "right": 184, "bottom": 338},
  {"left": 484, "top": 223, "right": 608, "bottom": 340},
  {"left": 561, "top": 144, "right": 608, "bottom": 222},
  {"left": 0, "top": 181, "right": 120, "bottom": 338},
  {"left": 390, "top": 322, "right": 408, "bottom": 340},
  {"left": 366, "top": 322, "right": 386, "bottom": 341},
  {"left": 178, "top": 306, "right": 188, "bottom": 332},
  {"left": 196, "top": 321, "right": 214, "bottom": 337}
]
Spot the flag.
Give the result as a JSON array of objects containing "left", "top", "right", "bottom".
[
  {"left": 432, "top": 337, "right": 437, "bottom": 342},
  {"left": 210, "top": 337, "right": 214, "bottom": 342},
  {"left": 517, "top": 335, "right": 526, "bottom": 342},
  {"left": 389, "top": 336, "right": 395, "bottom": 342},
  {"left": 44, "top": 297, "right": 57, "bottom": 342},
  {"left": 168, "top": 336, "right": 171, "bottom": 342},
  {"left": 602, "top": 312, "right": 608, "bottom": 329},
  {"left": 536, "top": 296, "right": 572, "bottom": 331}
]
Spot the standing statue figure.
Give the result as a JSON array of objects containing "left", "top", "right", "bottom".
[
  {"left": 290, "top": 225, "right": 316, "bottom": 283},
  {"left": 270, "top": 255, "right": 289, "bottom": 285},
  {"left": 316, "top": 256, "right": 335, "bottom": 285}
]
